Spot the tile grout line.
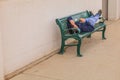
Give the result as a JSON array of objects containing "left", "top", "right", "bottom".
[{"left": 22, "top": 73, "right": 63, "bottom": 80}]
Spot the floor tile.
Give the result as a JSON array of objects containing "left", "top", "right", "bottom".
[{"left": 10, "top": 74, "right": 58, "bottom": 80}]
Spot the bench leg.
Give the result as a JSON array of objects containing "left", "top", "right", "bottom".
[
  {"left": 77, "top": 39, "right": 82, "bottom": 57},
  {"left": 102, "top": 26, "right": 106, "bottom": 40},
  {"left": 87, "top": 34, "right": 91, "bottom": 38},
  {"left": 59, "top": 39, "right": 65, "bottom": 54}
]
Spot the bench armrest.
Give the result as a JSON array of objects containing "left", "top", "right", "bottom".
[
  {"left": 99, "top": 16, "right": 106, "bottom": 23},
  {"left": 64, "top": 28, "right": 81, "bottom": 34}
]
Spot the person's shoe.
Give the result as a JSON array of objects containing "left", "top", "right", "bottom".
[
  {"left": 89, "top": 11, "right": 94, "bottom": 16},
  {"left": 96, "top": 15, "right": 105, "bottom": 23},
  {"left": 98, "top": 9, "right": 102, "bottom": 16}
]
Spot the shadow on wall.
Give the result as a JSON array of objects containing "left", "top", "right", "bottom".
[{"left": 102, "top": 0, "right": 108, "bottom": 20}]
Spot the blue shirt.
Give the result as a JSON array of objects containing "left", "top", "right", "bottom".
[{"left": 75, "top": 21, "right": 94, "bottom": 32}]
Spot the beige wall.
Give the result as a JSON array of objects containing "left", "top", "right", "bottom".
[
  {"left": 116, "top": 0, "right": 119, "bottom": 19},
  {"left": 102, "top": 0, "right": 108, "bottom": 19},
  {"left": 108, "top": 0, "right": 120, "bottom": 20},
  {"left": 0, "top": 0, "right": 102, "bottom": 75},
  {"left": 0, "top": 3, "right": 4, "bottom": 79},
  {"left": 0, "top": 27, "right": 4, "bottom": 80},
  {"left": 0, "top": 40, "right": 4, "bottom": 80},
  {"left": 119, "top": 0, "right": 120, "bottom": 18}
]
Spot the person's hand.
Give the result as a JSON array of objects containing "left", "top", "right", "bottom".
[
  {"left": 72, "top": 24, "right": 79, "bottom": 29},
  {"left": 80, "top": 18, "right": 86, "bottom": 23},
  {"left": 69, "top": 20, "right": 78, "bottom": 28}
]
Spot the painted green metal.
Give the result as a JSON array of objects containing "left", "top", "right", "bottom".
[
  {"left": 56, "top": 11, "right": 106, "bottom": 57},
  {"left": 102, "top": 25, "right": 106, "bottom": 39}
]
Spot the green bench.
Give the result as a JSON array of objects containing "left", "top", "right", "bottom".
[{"left": 56, "top": 10, "right": 106, "bottom": 57}]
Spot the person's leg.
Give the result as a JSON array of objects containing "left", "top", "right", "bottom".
[
  {"left": 85, "top": 13, "right": 101, "bottom": 26},
  {"left": 85, "top": 10, "right": 102, "bottom": 26}
]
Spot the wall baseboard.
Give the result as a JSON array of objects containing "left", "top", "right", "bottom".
[
  {"left": 4, "top": 40, "right": 76, "bottom": 80},
  {"left": 5, "top": 49, "right": 59, "bottom": 80}
]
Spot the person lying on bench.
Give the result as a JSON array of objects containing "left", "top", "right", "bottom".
[{"left": 67, "top": 10, "right": 103, "bottom": 33}]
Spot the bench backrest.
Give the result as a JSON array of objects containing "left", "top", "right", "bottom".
[{"left": 56, "top": 10, "right": 91, "bottom": 34}]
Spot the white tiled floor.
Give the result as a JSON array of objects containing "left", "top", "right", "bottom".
[{"left": 10, "top": 20, "right": 120, "bottom": 80}]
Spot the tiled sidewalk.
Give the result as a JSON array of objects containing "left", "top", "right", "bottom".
[{"left": 10, "top": 20, "right": 120, "bottom": 80}]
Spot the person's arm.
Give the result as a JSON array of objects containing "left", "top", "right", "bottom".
[
  {"left": 69, "top": 20, "right": 78, "bottom": 28},
  {"left": 79, "top": 18, "right": 86, "bottom": 23}
]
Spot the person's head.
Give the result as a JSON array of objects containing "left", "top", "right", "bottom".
[
  {"left": 67, "top": 16, "right": 75, "bottom": 25},
  {"left": 79, "top": 18, "right": 86, "bottom": 23}
]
